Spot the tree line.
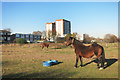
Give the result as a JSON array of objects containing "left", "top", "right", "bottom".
[
  {"left": 65, "top": 33, "right": 119, "bottom": 43},
  {"left": 2, "top": 28, "right": 119, "bottom": 43}
]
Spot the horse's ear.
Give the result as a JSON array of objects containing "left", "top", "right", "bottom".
[
  {"left": 71, "top": 37, "right": 75, "bottom": 43},
  {"left": 70, "top": 37, "right": 73, "bottom": 40}
]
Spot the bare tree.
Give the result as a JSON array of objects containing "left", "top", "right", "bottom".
[
  {"left": 4, "top": 28, "right": 12, "bottom": 32},
  {"left": 72, "top": 32, "right": 81, "bottom": 40},
  {"left": 96, "top": 37, "right": 103, "bottom": 43},
  {"left": 65, "top": 34, "right": 72, "bottom": 41},
  {"left": 83, "top": 34, "right": 91, "bottom": 43},
  {"left": 52, "top": 29, "right": 56, "bottom": 41},
  {"left": 104, "top": 34, "right": 118, "bottom": 43},
  {"left": 72, "top": 32, "right": 77, "bottom": 38},
  {"left": 76, "top": 34, "right": 81, "bottom": 40},
  {"left": 47, "top": 30, "right": 52, "bottom": 41},
  {"left": 41, "top": 31, "right": 46, "bottom": 40},
  {"left": 33, "top": 31, "right": 42, "bottom": 35}
]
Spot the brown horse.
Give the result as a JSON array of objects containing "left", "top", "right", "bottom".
[
  {"left": 66, "top": 37, "right": 105, "bottom": 70},
  {"left": 42, "top": 42, "right": 50, "bottom": 49}
]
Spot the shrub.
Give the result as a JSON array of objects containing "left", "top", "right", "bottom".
[
  {"left": 65, "top": 34, "right": 72, "bottom": 41},
  {"left": 57, "top": 39, "right": 65, "bottom": 43},
  {"left": 56, "top": 37, "right": 65, "bottom": 43},
  {"left": 13, "top": 39, "right": 17, "bottom": 43},
  {"left": 16, "top": 38, "right": 27, "bottom": 44}
]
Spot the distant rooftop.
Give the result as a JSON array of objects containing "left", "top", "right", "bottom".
[
  {"left": 56, "top": 19, "right": 70, "bottom": 22},
  {"left": 0, "top": 30, "right": 11, "bottom": 33}
]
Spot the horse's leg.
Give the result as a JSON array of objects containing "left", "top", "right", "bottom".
[
  {"left": 97, "top": 57, "right": 100, "bottom": 69},
  {"left": 75, "top": 54, "right": 79, "bottom": 68},
  {"left": 95, "top": 51, "right": 101, "bottom": 69},
  {"left": 99, "top": 47, "right": 105, "bottom": 70},
  {"left": 47, "top": 45, "right": 49, "bottom": 48},
  {"left": 96, "top": 56, "right": 104, "bottom": 70},
  {"left": 42, "top": 46, "right": 44, "bottom": 49},
  {"left": 79, "top": 55, "right": 83, "bottom": 67},
  {"left": 101, "top": 48, "right": 105, "bottom": 69},
  {"left": 99, "top": 55, "right": 105, "bottom": 70}
]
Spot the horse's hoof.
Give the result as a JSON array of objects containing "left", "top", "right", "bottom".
[
  {"left": 80, "top": 65, "right": 83, "bottom": 67},
  {"left": 97, "top": 67, "right": 100, "bottom": 69},
  {"left": 99, "top": 67, "right": 103, "bottom": 70},
  {"left": 74, "top": 66, "right": 77, "bottom": 68}
]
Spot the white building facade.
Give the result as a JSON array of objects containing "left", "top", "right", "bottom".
[
  {"left": 55, "top": 19, "right": 71, "bottom": 37},
  {"left": 46, "top": 22, "right": 55, "bottom": 39},
  {"left": 46, "top": 19, "right": 71, "bottom": 38}
]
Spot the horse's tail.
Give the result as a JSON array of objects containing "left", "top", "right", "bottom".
[
  {"left": 101, "top": 46, "right": 105, "bottom": 61},
  {"left": 100, "top": 46, "right": 105, "bottom": 68}
]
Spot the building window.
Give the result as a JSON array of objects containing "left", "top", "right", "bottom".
[
  {"left": 0, "top": 37, "right": 4, "bottom": 40},
  {"left": 4, "top": 37, "right": 6, "bottom": 39},
  {"left": 34, "top": 36, "right": 37, "bottom": 38},
  {"left": 53, "top": 24, "right": 55, "bottom": 29},
  {"left": 7, "top": 37, "right": 10, "bottom": 40},
  {"left": 21, "top": 34, "right": 24, "bottom": 38},
  {"left": 30, "top": 35, "right": 33, "bottom": 38},
  {"left": 2, "top": 37, "right": 4, "bottom": 40},
  {"left": 16, "top": 34, "right": 19, "bottom": 38},
  {"left": 2, "top": 33, "right": 5, "bottom": 35},
  {"left": 64, "top": 21, "right": 66, "bottom": 34},
  {"left": 26, "top": 34, "right": 29, "bottom": 38},
  {"left": 67, "top": 22, "right": 69, "bottom": 34},
  {"left": 30, "top": 39, "right": 33, "bottom": 42},
  {"left": 7, "top": 33, "right": 10, "bottom": 35},
  {"left": 0, "top": 32, "right": 3, "bottom": 35},
  {"left": 26, "top": 39, "right": 29, "bottom": 41}
]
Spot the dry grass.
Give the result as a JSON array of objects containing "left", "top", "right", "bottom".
[{"left": 2, "top": 42, "right": 118, "bottom": 78}]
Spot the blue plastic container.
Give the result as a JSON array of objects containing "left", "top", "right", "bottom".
[
  {"left": 43, "top": 60, "right": 58, "bottom": 67},
  {"left": 50, "top": 60, "right": 58, "bottom": 64},
  {"left": 43, "top": 61, "right": 52, "bottom": 67}
]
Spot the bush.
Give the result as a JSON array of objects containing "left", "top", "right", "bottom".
[
  {"left": 56, "top": 37, "right": 65, "bottom": 43},
  {"left": 13, "top": 39, "right": 17, "bottom": 43},
  {"left": 57, "top": 39, "right": 65, "bottom": 43},
  {"left": 16, "top": 38, "right": 27, "bottom": 44},
  {"left": 65, "top": 34, "right": 72, "bottom": 41}
]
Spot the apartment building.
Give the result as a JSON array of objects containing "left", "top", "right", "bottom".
[
  {"left": 56, "top": 19, "right": 71, "bottom": 37},
  {"left": 46, "top": 22, "right": 55, "bottom": 38},
  {"left": 46, "top": 19, "right": 71, "bottom": 38}
]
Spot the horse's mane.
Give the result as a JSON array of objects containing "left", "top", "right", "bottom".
[
  {"left": 73, "top": 38, "right": 83, "bottom": 46},
  {"left": 73, "top": 38, "right": 99, "bottom": 47}
]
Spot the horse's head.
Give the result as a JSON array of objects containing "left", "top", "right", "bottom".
[
  {"left": 66, "top": 37, "right": 74, "bottom": 46},
  {"left": 47, "top": 42, "right": 50, "bottom": 45}
]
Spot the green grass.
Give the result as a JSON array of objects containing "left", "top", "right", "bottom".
[{"left": 2, "top": 43, "right": 118, "bottom": 78}]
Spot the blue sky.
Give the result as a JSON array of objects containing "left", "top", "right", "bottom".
[{"left": 2, "top": 2, "right": 118, "bottom": 38}]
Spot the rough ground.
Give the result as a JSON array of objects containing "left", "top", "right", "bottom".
[{"left": 2, "top": 43, "right": 118, "bottom": 78}]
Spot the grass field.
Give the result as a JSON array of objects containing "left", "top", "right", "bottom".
[{"left": 1, "top": 42, "right": 118, "bottom": 78}]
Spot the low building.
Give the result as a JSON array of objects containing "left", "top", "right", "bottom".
[
  {"left": 0, "top": 30, "right": 11, "bottom": 43},
  {"left": 11, "top": 33, "right": 41, "bottom": 42}
]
